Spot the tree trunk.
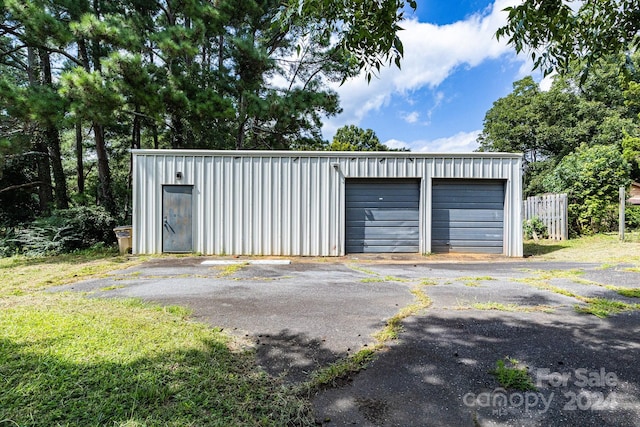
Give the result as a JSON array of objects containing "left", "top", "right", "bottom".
[
  {"left": 44, "top": 125, "right": 68, "bottom": 209},
  {"left": 236, "top": 92, "right": 247, "bottom": 150},
  {"left": 75, "top": 120, "right": 85, "bottom": 195},
  {"left": 78, "top": 38, "right": 91, "bottom": 71},
  {"left": 153, "top": 125, "right": 159, "bottom": 149},
  {"left": 218, "top": 34, "right": 224, "bottom": 71},
  {"left": 85, "top": 3, "right": 115, "bottom": 214},
  {"left": 171, "top": 112, "right": 184, "bottom": 148},
  {"left": 93, "top": 123, "right": 116, "bottom": 215},
  {"left": 132, "top": 108, "right": 141, "bottom": 150},
  {"left": 38, "top": 48, "right": 68, "bottom": 209},
  {"left": 33, "top": 135, "right": 53, "bottom": 213},
  {"left": 27, "top": 46, "right": 53, "bottom": 212},
  {"left": 75, "top": 41, "right": 90, "bottom": 200}
]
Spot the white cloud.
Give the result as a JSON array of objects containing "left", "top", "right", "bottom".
[
  {"left": 322, "top": 0, "right": 523, "bottom": 140},
  {"left": 385, "top": 130, "right": 482, "bottom": 153},
  {"left": 401, "top": 111, "right": 420, "bottom": 124},
  {"left": 426, "top": 91, "right": 445, "bottom": 123},
  {"left": 384, "top": 139, "right": 412, "bottom": 151},
  {"left": 539, "top": 72, "right": 557, "bottom": 91}
]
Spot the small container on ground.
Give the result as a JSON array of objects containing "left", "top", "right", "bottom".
[{"left": 113, "top": 226, "right": 133, "bottom": 254}]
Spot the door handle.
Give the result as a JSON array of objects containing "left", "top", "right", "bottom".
[{"left": 163, "top": 217, "right": 174, "bottom": 232}]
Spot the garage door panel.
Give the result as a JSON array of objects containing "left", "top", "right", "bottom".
[
  {"left": 431, "top": 179, "right": 504, "bottom": 254},
  {"left": 348, "top": 220, "right": 419, "bottom": 228},
  {"left": 432, "top": 229, "right": 504, "bottom": 237},
  {"left": 433, "top": 239, "right": 504, "bottom": 247},
  {"left": 432, "top": 242, "right": 503, "bottom": 254},
  {"left": 432, "top": 220, "right": 503, "bottom": 228},
  {"left": 346, "top": 179, "right": 420, "bottom": 253},
  {"left": 432, "top": 209, "right": 503, "bottom": 222},
  {"left": 432, "top": 201, "right": 504, "bottom": 210},
  {"left": 432, "top": 196, "right": 504, "bottom": 205},
  {"left": 433, "top": 228, "right": 503, "bottom": 240},
  {"left": 348, "top": 201, "right": 421, "bottom": 208},
  {"left": 452, "top": 248, "right": 503, "bottom": 254},
  {"left": 346, "top": 208, "right": 419, "bottom": 221},
  {"left": 347, "top": 193, "right": 420, "bottom": 201},
  {"left": 348, "top": 191, "right": 420, "bottom": 198},
  {"left": 346, "top": 245, "right": 419, "bottom": 253},
  {"left": 347, "top": 238, "right": 420, "bottom": 246},
  {"left": 432, "top": 189, "right": 504, "bottom": 199},
  {"left": 347, "top": 183, "right": 417, "bottom": 192},
  {"left": 433, "top": 182, "right": 503, "bottom": 191},
  {"left": 347, "top": 228, "right": 420, "bottom": 239}
]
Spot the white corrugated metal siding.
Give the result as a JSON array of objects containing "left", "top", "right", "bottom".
[{"left": 132, "top": 150, "right": 523, "bottom": 257}]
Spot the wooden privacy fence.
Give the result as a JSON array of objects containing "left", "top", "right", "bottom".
[{"left": 523, "top": 193, "right": 568, "bottom": 240}]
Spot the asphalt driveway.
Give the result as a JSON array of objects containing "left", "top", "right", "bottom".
[{"left": 57, "top": 256, "right": 640, "bottom": 426}]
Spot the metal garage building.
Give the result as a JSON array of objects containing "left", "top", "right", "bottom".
[{"left": 132, "top": 150, "right": 523, "bottom": 257}]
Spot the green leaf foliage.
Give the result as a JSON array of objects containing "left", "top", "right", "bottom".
[
  {"left": 497, "top": 0, "right": 640, "bottom": 79},
  {"left": 277, "top": 0, "right": 416, "bottom": 82},
  {"left": 329, "top": 124, "right": 407, "bottom": 151},
  {"left": 523, "top": 217, "right": 549, "bottom": 240},
  {"left": 544, "top": 144, "right": 631, "bottom": 234},
  {"left": 13, "top": 206, "right": 118, "bottom": 256}
]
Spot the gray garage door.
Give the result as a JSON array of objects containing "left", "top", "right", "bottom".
[
  {"left": 432, "top": 179, "right": 504, "bottom": 254},
  {"left": 346, "top": 179, "right": 420, "bottom": 253}
]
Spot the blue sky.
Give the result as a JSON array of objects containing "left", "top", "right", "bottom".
[{"left": 323, "top": 0, "right": 550, "bottom": 152}]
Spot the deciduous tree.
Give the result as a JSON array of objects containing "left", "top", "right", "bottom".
[
  {"left": 544, "top": 144, "right": 631, "bottom": 234},
  {"left": 329, "top": 125, "right": 402, "bottom": 151},
  {"left": 497, "top": 0, "right": 640, "bottom": 79}
]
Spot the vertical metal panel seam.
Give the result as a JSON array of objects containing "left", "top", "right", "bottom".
[
  {"left": 132, "top": 154, "right": 139, "bottom": 253},
  {"left": 424, "top": 159, "right": 432, "bottom": 254},
  {"left": 317, "top": 158, "right": 323, "bottom": 255}
]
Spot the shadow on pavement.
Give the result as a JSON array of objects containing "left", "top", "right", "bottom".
[
  {"left": 254, "top": 329, "right": 345, "bottom": 383},
  {"left": 313, "top": 310, "right": 640, "bottom": 427}
]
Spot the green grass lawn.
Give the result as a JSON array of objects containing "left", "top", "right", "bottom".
[
  {"left": 524, "top": 232, "right": 640, "bottom": 265},
  {"left": 0, "top": 249, "right": 313, "bottom": 426}
]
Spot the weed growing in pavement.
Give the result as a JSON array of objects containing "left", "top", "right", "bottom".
[
  {"left": 348, "top": 264, "right": 410, "bottom": 283},
  {"left": 468, "top": 302, "right": 555, "bottom": 313},
  {"left": 214, "top": 263, "right": 247, "bottom": 278},
  {"left": 614, "top": 288, "right": 640, "bottom": 298},
  {"left": 360, "top": 277, "right": 385, "bottom": 283},
  {"left": 373, "top": 286, "right": 432, "bottom": 341},
  {"left": 597, "top": 263, "right": 617, "bottom": 270},
  {"left": 516, "top": 271, "right": 640, "bottom": 318},
  {"left": 456, "top": 276, "right": 496, "bottom": 287},
  {"left": 303, "top": 348, "right": 377, "bottom": 392},
  {"left": 346, "top": 264, "right": 378, "bottom": 276},
  {"left": 490, "top": 357, "right": 536, "bottom": 391},
  {"left": 99, "top": 284, "right": 125, "bottom": 291},
  {"left": 515, "top": 277, "right": 582, "bottom": 299},
  {"left": 574, "top": 298, "right": 639, "bottom": 318},
  {"left": 360, "top": 275, "right": 409, "bottom": 283}
]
